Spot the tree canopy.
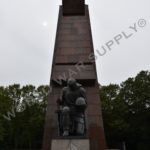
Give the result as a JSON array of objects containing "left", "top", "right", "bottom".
[
  {"left": 100, "top": 71, "right": 150, "bottom": 150},
  {"left": 0, "top": 84, "right": 49, "bottom": 150}
]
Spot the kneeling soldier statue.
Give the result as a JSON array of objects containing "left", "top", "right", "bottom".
[{"left": 57, "top": 78, "right": 87, "bottom": 136}]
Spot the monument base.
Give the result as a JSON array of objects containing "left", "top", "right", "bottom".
[{"left": 51, "top": 139, "right": 90, "bottom": 150}]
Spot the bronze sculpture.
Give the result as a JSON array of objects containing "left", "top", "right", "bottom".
[{"left": 57, "top": 78, "right": 87, "bottom": 136}]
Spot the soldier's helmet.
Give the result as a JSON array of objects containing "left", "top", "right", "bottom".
[
  {"left": 62, "top": 106, "right": 70, "bottom": 114},
  {"left": 76, "top": 97, "right": 86, "bottom": 106},
  {"left": 76, "top": 97, "right": 86, "bottom": 111}
]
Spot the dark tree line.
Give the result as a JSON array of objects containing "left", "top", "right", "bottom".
[
  {"left": 0, "top": 70, "right": 150, "bottom": 150},
  {"left": 100, "top": 71, "right": 150, "bottom": 150},
  {"left": 0, "top": 85, "right": 49, "bottom": 150}
]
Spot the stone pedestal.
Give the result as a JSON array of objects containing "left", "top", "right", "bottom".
[{"left": 51, "top": 139, "right": 90, "bottom": 150}]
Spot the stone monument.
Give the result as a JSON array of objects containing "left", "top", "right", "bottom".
[
  {"left": 56, "top": 78, "right": 87, "bottom": 137},
  {"left": 42, "top": 0, "right": 107, "bottom": 150}
]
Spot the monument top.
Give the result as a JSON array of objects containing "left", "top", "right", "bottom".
[{"left": 62, "top": 0, "right": 85, "bottom": 16}]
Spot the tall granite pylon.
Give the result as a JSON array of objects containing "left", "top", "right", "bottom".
[{"left": 42, "top": 0, "right": 107, "bottom": 150}]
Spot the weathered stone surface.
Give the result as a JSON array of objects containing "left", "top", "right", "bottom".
[
  {"left": 62, "top": 0, "right": 85, "bottom": 15},
  {"left": 51, "top": 65, "right": 96, "bottom": 82},
  {"left": 51, "top": 139, "right": 90, "bottom": 150}
]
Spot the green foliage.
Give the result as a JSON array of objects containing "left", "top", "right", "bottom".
[
  {"left": 0, "top": 84, "right": 49, "bottom": 150},
  {"left": 101, "top": 71, "right": 150, "bottom": 150}
]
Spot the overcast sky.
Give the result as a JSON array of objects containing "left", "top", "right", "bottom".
[{"left": 0, "top": 0, "right": 150, "bottom": 86}]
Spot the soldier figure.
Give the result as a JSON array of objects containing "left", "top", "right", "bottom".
[{"left": 57, "top": 78, "right": 87, "bottom": 136}]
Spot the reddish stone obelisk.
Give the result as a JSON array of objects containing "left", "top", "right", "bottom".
[{"left": 42, "top": 0, "right": 107, "bottom": 150}]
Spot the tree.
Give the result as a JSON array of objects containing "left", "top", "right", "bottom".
[
  {"left": 0, "top": 84, "right": 49, "bottom": 150},
  {"left": 119, "top": 71, "right": 150, "bottom": 150},
  {"left": 100, "top": 84, "right": 129, "bottom": 149},
  {"left": 101, "top": 71, "right": 150, "bottom": 150}
]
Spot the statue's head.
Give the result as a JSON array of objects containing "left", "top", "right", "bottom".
[{"left": 67, "top": 78, "right": 77, "bottom": 90}]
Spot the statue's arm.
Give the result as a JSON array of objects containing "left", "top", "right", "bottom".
[
  {"left": 80, "top": 87, "right": 87, "bottom": 103},
  {"left": 57, "top": 87, "right": 67, "bottom": 105}
]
